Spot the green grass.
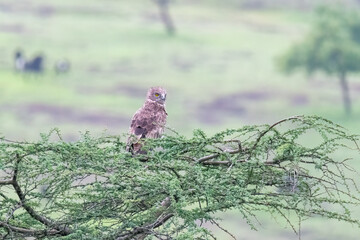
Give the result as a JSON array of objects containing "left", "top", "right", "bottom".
[{"left": 0, "top": 0, "right": 359, "bottom": 238}]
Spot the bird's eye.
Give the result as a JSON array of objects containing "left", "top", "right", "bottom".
[{"left": 155, "top": 93, "right": 160, "bottom": 97}]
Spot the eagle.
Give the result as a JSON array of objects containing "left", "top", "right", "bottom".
[{"left": 127, "top": 86, "right": 168, "bottom": 154}]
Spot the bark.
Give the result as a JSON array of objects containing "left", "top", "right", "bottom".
[{"left": 155, "top": 0, "right": 176, "bottom": 35}]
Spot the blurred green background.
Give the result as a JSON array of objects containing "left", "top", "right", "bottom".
[{"left": 0, "top": 0, "right": 359, "bottom": 239}]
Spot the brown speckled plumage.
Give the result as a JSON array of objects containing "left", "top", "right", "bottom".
[{"left": 127, "top": 87, "right": 167, "bottom": 154}]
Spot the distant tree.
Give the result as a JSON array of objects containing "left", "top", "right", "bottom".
[
  {"left": 152, "top": 0, "right": 176, "bottom": 35},
  {"left": 279, "top": 6, "right": 360, "bottom": 115},
  {"left": 1, "top": 116, "right": 360, "bottom": 239}
]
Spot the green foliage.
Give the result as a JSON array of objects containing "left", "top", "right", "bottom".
[
  {"left": 0, "top": 116, "right": 359, "bottom": 239},
  {"left": 279, "top": 6, "right": 360, "bottom": 75}
]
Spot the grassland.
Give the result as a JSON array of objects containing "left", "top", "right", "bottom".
[{"left": 0, "top": 0, "right": 359, "bottom": 239}]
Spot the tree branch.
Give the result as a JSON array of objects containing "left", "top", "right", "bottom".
[
  {"left": 196, "top": 146, "right": 242, "bottom": 163},
  {"left": 210, "top": 219, "right": 236, "bottom": 240},
  {"left": 248, "top": 115, "right": 303, "bottom": 157},
  {"left": 0, "top": 179, "right": 13, "bottom": 185},
  {"left": 116, "top": 213, "right": 174, "bottom": 240},
  {"left": 196, "top": 116, "right": 302, "bottom": 164},
  {"left": 11, "top": 155, "right": 72, "bottom": 236},
  {"left": 0, "top": 221, "right": 61, "bottom": 237},
  {"left": 115, "top": 197, "right": 173, "bottom": 240}
]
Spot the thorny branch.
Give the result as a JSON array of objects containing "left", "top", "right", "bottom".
[{"left": 0, "top": 154, "right": 73, "bottom": 237}]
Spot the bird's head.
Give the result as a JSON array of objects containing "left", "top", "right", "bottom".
[{"left": 147, "top": 86, "right": 167, "bottom": 105}]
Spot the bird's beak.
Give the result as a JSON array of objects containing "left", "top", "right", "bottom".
[{"left": 161, "top": 94, "right": 166, "bottom": 101}]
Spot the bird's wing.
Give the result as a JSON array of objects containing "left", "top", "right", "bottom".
[
  {"left": 127, "top": 110, "right": 157, "bottom": 153},
  {"left": 130, "top": 112, "right": 157, "bottom": 138}
]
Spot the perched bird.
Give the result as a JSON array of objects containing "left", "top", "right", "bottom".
[
  {"left": 127, "top": 86, "right": 168, "bottom": 155},
  {"left": 14, "top": 50, "right": 44, "bottom": 73}
]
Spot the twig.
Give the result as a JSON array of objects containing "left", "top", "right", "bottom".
[
  {"left": 248, "top": 116, "right": 303, "bottom": 159},
  {"left": 196, "top": 148, "right": 242, "bottom": 163},
  {"left": 210, "top": 219, "right": 236, "bottom": 240},
  {"left": 5, "top": 202, "right": 22, "bottom": 223}
]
